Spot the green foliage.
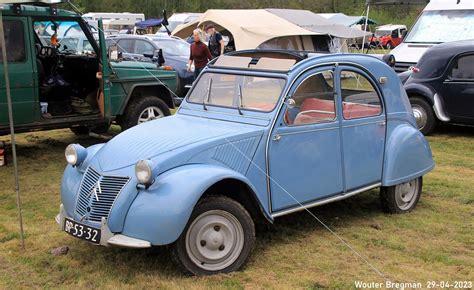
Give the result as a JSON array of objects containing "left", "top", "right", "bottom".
[{"left": 71, "top": 0, "right": 425, "bottom": 27}]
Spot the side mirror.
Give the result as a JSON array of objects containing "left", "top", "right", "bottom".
[
  {"left": 157, "top": 49, "right": 165, "bottom": 66},
  {"left": 285, "top": 98, "right": 296, "bottom": 109},
  {"left": 382, "top": 54, "right": 396, "bottom": 67},
  {"left": 108, "top": 45, "right": 120, "bottom": 61}
]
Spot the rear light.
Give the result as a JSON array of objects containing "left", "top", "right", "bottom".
[
  {"left": 410, "top": 67, "right": 420, "bottom": 73},
  {"left": 162, "top": 66, "right": 173, "bottom": 71}
]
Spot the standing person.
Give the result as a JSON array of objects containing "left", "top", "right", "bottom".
[
  {"left": 188, "top": 29, "right": 212, "bottom": 81},
  {"left": 205, "top": 24, "right": 225, "bottom": 58}
]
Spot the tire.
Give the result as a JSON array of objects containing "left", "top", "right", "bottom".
[
  {"left": 121, "top": 96, "right": 170, "bottom": 131},
  {"left": 173, "top": 195, "right": 256, "bottom": 276},
  {"left": 386, "top": 42, "right": 393, "bottom": 49},
  {"left": 70, "top": 126, "right": 89, "bottom": 135},
  {"left": 410, "top": 96, "right": 436, "bottom": 135},
  {"left": 380, "top": 177, "right": 422, "bottom": 214}
]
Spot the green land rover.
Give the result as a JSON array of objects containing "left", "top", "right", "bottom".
[{"left": 0, "top": 1, "right": 178, "bottom": 135}]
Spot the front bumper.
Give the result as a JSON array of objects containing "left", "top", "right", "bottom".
[{"left": 55, "top": 204, "right": 151, "bottom": 248}]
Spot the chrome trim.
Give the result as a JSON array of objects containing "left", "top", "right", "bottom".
[
  {"left": 271, "top": 183, "right": 381, "bottom": 218},
  {"left": 278, "top": 125, "right": 339, "bottom": 136},
  {"left": 433, "top": 93, "right": 450, "bottom": 122},
  {"left": 342, "top": 120, "right": 385, "bottom": 129}
]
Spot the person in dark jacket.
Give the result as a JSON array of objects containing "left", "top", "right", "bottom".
[
  {"left": 188, "top": 29, "right": 212, "bottom": 80},
  {"left": 205, "top": 24, "right": 224, "bottom": 58}
]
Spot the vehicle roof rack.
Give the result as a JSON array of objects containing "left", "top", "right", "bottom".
[{"left": 0, "top": 0, "right": 67, "bottom": 15}]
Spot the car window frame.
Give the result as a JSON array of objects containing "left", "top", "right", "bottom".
[
  {"left": 185, "top": 70, "right": 287, "bottom": 114},
  {"left": 284, "top": 69, "right": 338, "bottom": 127},
  {"left": 338, "top": 68, "right": 384, "bottom": 121},
  {"left": 447, "top": 52, "right": 474, "bottom": 82}
]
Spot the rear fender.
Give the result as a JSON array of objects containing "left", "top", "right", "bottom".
[
  {"left": 404, "top": 83, "right": 435, "bottom": 105},
  {"left": 121, "top": 164, "right": 265, "bottom": 245},
  {"left": 382, "top": 123, "right": 434, "bottom": 186}
]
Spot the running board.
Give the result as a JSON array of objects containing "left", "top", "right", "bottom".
[{"left": 271, "top": 183, "right": 381, "bottom": 218}]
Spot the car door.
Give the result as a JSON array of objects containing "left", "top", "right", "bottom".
[
  {"left": 0, "top": 17, "right": 36, "bottom": 126},
  {"left": 441, "top": 53, "right": 474, "bottom": 122},
  {"left": 268, "top": 67, "right": 344, "bottom": 212},
  {"left": 337, "top": 67, "right": 386, "bottom": 191}
]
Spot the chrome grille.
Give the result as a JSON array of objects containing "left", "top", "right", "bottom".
[{"left": 75, "top": 167, "right": 130, "bottom": 223}]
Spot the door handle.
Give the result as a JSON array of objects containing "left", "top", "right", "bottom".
[{"left": 272, "top": 134, "right": 281, "bottom": 141}]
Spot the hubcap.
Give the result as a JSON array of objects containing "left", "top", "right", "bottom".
[
  {"left": 395, "top": 178, "right": 419, "bottom": 210},
  {"left": 138, "top": 106, "right": 163, "bottom": 124},
  {"left": 185, "top": 210, "right": 244, "bottom": 271},
  {"left": 412, "top": 105, "right": 427, "bottom": 130}
]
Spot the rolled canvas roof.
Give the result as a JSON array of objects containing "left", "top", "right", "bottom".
[{"left": 172, "top": 9, "right": 369, "bottom": 50}]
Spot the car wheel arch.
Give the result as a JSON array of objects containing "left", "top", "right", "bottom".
[
  {"left": 200, "top": 178, "right": 273, "bottom": 225},
  {"left": 120, "top": 84, "right": 175, "bottom": 116}
]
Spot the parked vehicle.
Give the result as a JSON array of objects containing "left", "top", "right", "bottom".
[
  {"left": 82, "top": 12, "right": 145, "bottom": 31},
  {"left": 0, "top": 1, "right": 178, "bottom": 136},
  {"left": 403, "top": 40, "right": 474, "bottom": 135},
  {"left": 391, "top": 0, "right": 474, "bottom": 72},
  {"left": 369, "top": 24, "right": 407, "bottom": 49},
  {"left": 106, "top": 34, "right": 193, "bottom": 96},
  {"left": 57, "top": 50, "right": 434, "bottom": 275}
]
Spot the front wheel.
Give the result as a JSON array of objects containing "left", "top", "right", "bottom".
[
  {"left": 121, "top": 96, "right": 170, "bottom": 131},
  {"left": 386, "top": 42, "right": 393, "bottom": 49},
  {"left": 410, "top": 97, "right": 436, "bottom": 135},
  {"left": 174, "top": 195, "right": 255, "bottom": 275},
  {"left": 380, "top": 177, "right": 422, "bottom": 214}
]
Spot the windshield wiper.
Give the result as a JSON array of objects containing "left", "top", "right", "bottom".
[
  {"left": 236, "top": 84, "right": 243, "bottom": 115},
  {"left": 203, "top": 78, "right": 213, "bottom": 111}
]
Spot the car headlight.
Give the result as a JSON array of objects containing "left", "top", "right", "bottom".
[
  {"left": 65, "top": 144, "right": 87, "bottom": 166},
  {"left": 135, "top": 159, "right": 154, "bottom": 186}
]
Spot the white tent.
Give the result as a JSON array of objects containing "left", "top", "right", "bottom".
[{"left": 172, "top": 9, "right": 370, "bottom": 52}]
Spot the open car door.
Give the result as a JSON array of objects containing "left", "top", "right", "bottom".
[{"left": 97, "top": 18, "right": 111, "bottom": 119}]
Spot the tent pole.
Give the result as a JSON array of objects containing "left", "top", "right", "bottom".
[
  {"left": 0, "top": 9, "right": 25, "bottom": 249},
  {"left": 361, "top": 3, "right": 370, "bottom": 53}
]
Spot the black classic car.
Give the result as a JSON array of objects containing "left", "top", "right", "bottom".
[{"left": 402, "top": 40, "right": 474, "bottom": 134}]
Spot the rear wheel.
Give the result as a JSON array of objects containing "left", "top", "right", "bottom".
[
  {"left": 410, "top": 96, "right": 436, "bottom": 135},
  {"left": 380, "top": 177, "right": 422, "bottom": 214},
  {"left": 173, "top": 195, "right": 255, "bottom": 276},
  {"left": 121, "top": 96, "right": 170, "bottom": 131}
]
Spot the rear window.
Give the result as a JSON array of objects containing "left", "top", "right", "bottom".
[{"left": 0, "top": 20, "right": 26, "bottom": 62}]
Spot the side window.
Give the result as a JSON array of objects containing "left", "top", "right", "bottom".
[
  {"left": 0, "top": 20, "right": 26, "bottom": 62},
  {"left": 117, "top": 39, "right": 134, "bottom": 53},
  {"left": 134, "top": 40, "right": 154, "bottom": 55},
  {"left": 286, "top": 71, "right": 336, "bottom": 126},
  {"left": 340, "top": 70, "right": 382, "bottom": 120},
  {"left": 450, "top": 54, "right": 474, "bottom": 80}
]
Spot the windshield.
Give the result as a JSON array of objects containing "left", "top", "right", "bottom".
[
  {"left": 375, "top": 30, "right": 391, "bottom": 37},
  {"left": 153, "top": 39, "right": 189, "bottom": 56},
  {"left": 187, "top": 72, "right": 286, "bottom": 112},
  {"left": 405, "top": 9, "right": 474, "bottom": 43},
  {"left": 34, "top": 21, "right": 95, "bottom": 55}
]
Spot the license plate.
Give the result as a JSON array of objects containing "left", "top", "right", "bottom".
[{"left": 64, "top": 218, "right": 100, "bottom": 244}]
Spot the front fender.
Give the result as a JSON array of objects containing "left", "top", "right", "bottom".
[
  {"left": 121, "top": 164, "right": 263, "bottom": 245},
  {"left": 382, "top": 123, "right": 434, "bottom": 186}
]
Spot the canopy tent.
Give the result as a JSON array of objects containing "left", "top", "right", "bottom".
[
  {"left": 318, "top": 13, "right": 377, "bottom": 27},
  {"left": 135, "top": 18, "right": 163, "bottom": 28},
  {"left": 172, "top": 9, "right": 369, "bottom": 52}
]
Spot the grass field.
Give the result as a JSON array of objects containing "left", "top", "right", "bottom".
[{"left": 0, "top": 124, "right": 473, "bottom": 289}]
